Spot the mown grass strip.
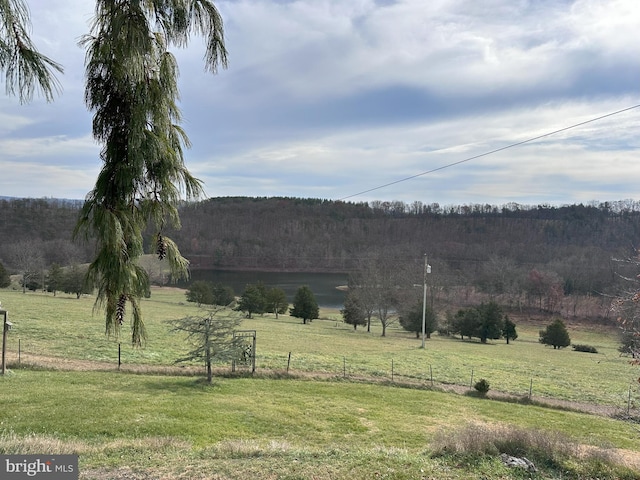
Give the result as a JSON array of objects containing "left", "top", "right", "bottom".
[{"left": 1, "top": 370, "right": 639, "bottom": 479}]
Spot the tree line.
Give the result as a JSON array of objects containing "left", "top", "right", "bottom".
[
  {"left": 185, "top": 280, "right": 319, "bottom": 325},
  {"left": 1, "top": 196, "right": 639, "bottom": 315}
]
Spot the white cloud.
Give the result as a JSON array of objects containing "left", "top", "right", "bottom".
[
  {"left": 1, "top": 0, "right": 638, "bottom": 205},
  {"left": 0, "top": 134, "right": 96, "bottom": 159}
]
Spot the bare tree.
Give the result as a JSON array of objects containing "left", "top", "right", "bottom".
[
  {"left": 6, "top": 240, "right": 44, "bottom": 293},
  {"left": 612, "top": 256, "right": 640, "bottom": 361},
  {"left": 350, "top": 252, "right": 410, "bottom": 337}
]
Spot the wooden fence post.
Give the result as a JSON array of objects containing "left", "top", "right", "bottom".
[{"left": 528, "top": 378, "right": 533, "bottom": 399}]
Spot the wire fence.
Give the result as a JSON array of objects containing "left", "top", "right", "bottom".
[
  {"left": 249, "top": 351, "right": 640, "bottom": 417},
  {"left": 6, "top": 339, "right": 639, "bottom": 418}
]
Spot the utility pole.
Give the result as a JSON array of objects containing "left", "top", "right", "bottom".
[{"left": 421, "top": 255, "right": 431, "bottom": 349}]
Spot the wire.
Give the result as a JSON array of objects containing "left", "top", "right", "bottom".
[{"left": 340, "top": 104, "right": 640, "bottom": 201}]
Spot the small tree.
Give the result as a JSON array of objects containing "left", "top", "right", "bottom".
[
  {"left": 170, "top": 308, "right": 242, "bottom": 384},
  {"left": 264, "top": 287, "right": 288, "bottom": 318},
  {"left": 341, "top": 292, "right": 367, "bottom": 330},
  {"left": 539, "top": 318, "right": 571, "bottom": 349},
  {"left": 399, "top": 302, "right": 437, "bottom": 339},
  {"left": 619, "top": 330, "right": 640, "bottom": 358},
  {"left": 236, "top": 283, "right": 266, "bottom": 318},
  {"left": 22, "top": 269, "right": 42, "bottom": 292},
  {"left": 0, "top": 262, "right": 10, "bottom": 288},
  {"left": 46, "top": 263, "right": 64, "bottom": 296},
  {"left": 212, "top": 283, "right": 235, "bottom": 306},
  {"left": 186, "top": 280, "right": 214, "bottom": 307},
  {"left": 502, "top": 316, "right": 518, "bottom": 344},
  {"left": 452, "top": 308, "right": 480, "bottom": 340},
  {"left": 473, "top": 378, "right": 490, "bottom": 396},
  {"left": 475, "top": 301, "right": 505, "bottom": 344},
  {"left": 62, "top": 264, "right": 92, "bottom": 299},
  {"left": 290, "top": 285, "right": 319, "bottom": 324}
]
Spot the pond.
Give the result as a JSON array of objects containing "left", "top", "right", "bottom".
[{"left": 182, "top": 270, "right": 349, "bottom": 308}]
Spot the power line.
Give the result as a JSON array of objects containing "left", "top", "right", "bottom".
[{"left": 340, "top": 104, "right": 640, "bottom": 201}]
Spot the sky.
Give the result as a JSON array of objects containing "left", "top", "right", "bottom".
[{"left": 0, "top": 0, "right": 639, "bottom": 207}]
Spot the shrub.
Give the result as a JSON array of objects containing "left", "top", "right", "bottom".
[
  {"left": 572, "top": 344, "right": 598, "bottom": 354},
  {"left": 473, "top": 378, "right": 490, "bottom": 396},
  {"left": 539, "top": 318, "right": 571, "bottom": 349}
]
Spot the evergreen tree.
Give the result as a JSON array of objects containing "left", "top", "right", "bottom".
[
  {"left": 0, "top": 0, "right": 63, "bottom": 103},
  {"left": 212, "top": 283, "right": 235, "bottom": 306},
  {"left": 290, "top": 286, "right": 319, "bottom": 324},
  {"left": 186, "top": 280, "right": 214, "bottom": 307},
  {"left": 46, "top": 263, "right": 64, "bottom": 296},
  {"left": 74, "top": 0, "right": 227, "bottom": 345},
  {"left": 170, "top": 307, "right": 242, "bottom": 384},
  {"left": 264, "top": 287, "right": 288, "bottom": 319},
  {"left": 539, "top": 318, "right": 571, "bottom": 349},
  {"left": 399, "top": 302, "right": 437, "bottom": 339},
  {"left": 618, "top": 330, "right": 640, "bottom": 358},
  {"left": 452, "top": 308, "right": 479, "bottom": 340},
  {"left": 341, "top": 292, "right": 367, "bottom": 330},
  {"left": 62, "top": 264, "right": 92, "bottom": 299},
  {"left": 236, "top": 284, "right": 266, "bottom": 318},
  {"left": 475, "top": 301, "right": 505, "bottom": 343},
  {"left": 502, "top": 316, "right": 518, "bottom": 344},
  {"left": 0, "top": 262, "right": 10, "bottom": 288}
]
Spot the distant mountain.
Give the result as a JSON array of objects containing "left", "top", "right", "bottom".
[
  {"left": 1, "top": 196, "right": 639, "bottom": 298},
  {"left": 0, "top": 196, "right": 83, "bottom": 205}
]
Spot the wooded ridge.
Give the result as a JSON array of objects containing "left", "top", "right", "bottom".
[{"left": 1, "top": 196, "right": 639, "bottom": 297}]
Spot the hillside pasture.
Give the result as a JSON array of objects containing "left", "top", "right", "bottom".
[
  {"left": 0, "top": 287, "right": 636, "bottom": 408},
  {"left": 1, "top": 287, "right": 640, "bottom": 478}
]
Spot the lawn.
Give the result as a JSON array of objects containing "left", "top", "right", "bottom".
[
  {"left": 1, "top": 370, "right": 640, "bottom": 479},
  {"left": 1, "top": 287, "right": 640, "bottom": 478}
]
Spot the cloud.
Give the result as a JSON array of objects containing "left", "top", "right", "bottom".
[
  {"left": 1, "top": 0, "right": 638, "bottom": 206},
  {"left": 188, "top": 95, "right": 640, "bottom": 203}
]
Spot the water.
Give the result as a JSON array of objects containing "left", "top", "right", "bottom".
[{"left": 184, "top": 270, "right": 348, "bottom": 308}]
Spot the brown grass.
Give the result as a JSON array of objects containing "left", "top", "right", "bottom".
[{"left": 431, "top": 421, "right": 639, "bottom": 470}]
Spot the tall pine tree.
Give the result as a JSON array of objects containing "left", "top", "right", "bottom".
[{"left": 74, "top": 0, "right": 227, "bottom": 345}]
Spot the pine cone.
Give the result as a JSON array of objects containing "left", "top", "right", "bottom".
[
  {"left": 156, "top": 235, "right": 167, "bottom": 260},
  {"left": 116, "top": 294, "right": 127, "bottom": 326}
]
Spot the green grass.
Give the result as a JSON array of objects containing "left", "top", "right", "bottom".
[
  {"left": 1, "top": 370, "right": 639, "bottom": 479},
  {"left": 1, "top": 287, "right": 640, "bottom": 478},
  {"left": 0, "top": 287, "right": 637, "bottom": 407}
]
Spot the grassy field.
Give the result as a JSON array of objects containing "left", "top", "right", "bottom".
[
  {"left": 2, "top": 370, "right": 640, "bottom": 479},
  {"left": 0, "top": 287, "right": 636, "bottom": 407},
  {"left": 1, "top": 287, "right": 640, "bottom": 479}
]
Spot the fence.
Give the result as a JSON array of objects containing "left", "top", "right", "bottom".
[{"left": 5, "top": 338, "right": 639, "bottom": 417}]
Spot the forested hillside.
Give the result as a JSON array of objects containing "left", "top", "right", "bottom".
[
  {"left": 1, "top": 196, "right": 640, "bottom": 299},
  {"left": 171, "top": 197, "right": 640, "bottom": 295}
]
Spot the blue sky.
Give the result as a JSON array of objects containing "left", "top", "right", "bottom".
[{"left": 0, "top": 0, "right": 638, "bottom": 206}]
